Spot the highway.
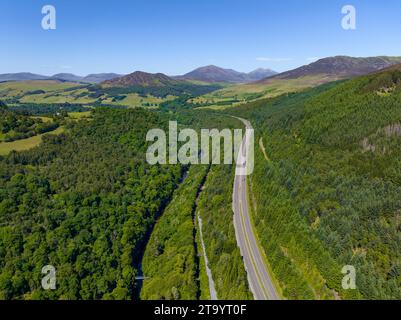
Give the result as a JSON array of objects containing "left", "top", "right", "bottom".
[{"left": 232, "top": 117, "right": 280, "bottom": 300}]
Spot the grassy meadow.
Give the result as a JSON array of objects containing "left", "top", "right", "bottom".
[
  {"left": 0, "top": 126, "right": 65, "bottom": 155},
  {"left": 0, "top": 80, "right": 177, "bottom": 108}
]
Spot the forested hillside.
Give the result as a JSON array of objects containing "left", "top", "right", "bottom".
[
  {"left": 0, "top": 108, "right": 182, "bottom": 299},
  {"left": 0, "top": 103, "right": 253, "bottom": 300},
  {"left": 228, "top": 66, "right": 401, "bottom": 299},
  {"left": 141, "top": 165, "right": 208, "bottom": 300}
]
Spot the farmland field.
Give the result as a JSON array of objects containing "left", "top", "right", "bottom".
[
  {"left": 0, "top": 80, "right": 79, "bottom": 98},
  {"left": 0, "top": 126, "right": 65, "bottom": 155},
  {"left": 194, "top": 75, "right": 333, "bottom": 109},
  {"left": 0, "top": 80, "right": 177, "bottom": 108}
]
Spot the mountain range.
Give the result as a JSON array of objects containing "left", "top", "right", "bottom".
[
  {"left": 100, "top": 67, "right": 279, "bottom": 88},
  {"left": 211, "top": 55, "right": 401, "bottom": 101},
  {"left": 2, "top": 56, "right": 401, "bottom": 89},
  {"left": 0, "top": 72, "right": 123, "bottom": 84},
  {"left": 258, "top": 56, "right": 401, "bottom": 84},
  {"left": 0, "top": 66, "right": 277, "bottom": 85},
  {"left": 175, "top": 65, "right": 277, "bottom": 83},
  {"left": 102, "top": 57, "right": 401, "bottom": 90},
  {"left": 0, "top": 73, "right": 50, "bottom": 82}
]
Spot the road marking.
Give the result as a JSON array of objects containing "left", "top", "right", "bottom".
[{"left": 232, "top": 117, "right": 280, "bottom": 301}]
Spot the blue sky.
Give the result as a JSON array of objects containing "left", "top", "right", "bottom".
[{"left": 1, "top": 0, "right": 401, "bottom": 75}]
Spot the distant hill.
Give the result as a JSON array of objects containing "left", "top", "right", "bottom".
[
  {"left": 210, "top": 56, "right": 401, "bottom": 103},
  {"left": 177, "top": 65, "right": 277, "bottom": 83},
  {"left": 83, "top": 73, "right": 123, "bottom": 83},
  {"left": 101, "top": 71, "right": 179, "bottom": 87},
  {"left": 0, "top": 73, "right": 49, "bottom": 82},
  {"left": 0, "top": 72, "right": 122, "bottom": 84},
  {"left": 178, "top": 66, "right": 247, "bottom": 83},
  {"left": 99, "top": 71, "right": 224, "bottom": 99},
  {"left": 247, "top": 68, "right": 278, "bottom": 81},
  {"left": 51, "top": 73, "right": 123, "bottom": 83},
  {"left": 259, "top": 56, "right": 401, "bottom": 83},
  {"left": 51, "top": 73, "right": 85, "bottom": 83}
]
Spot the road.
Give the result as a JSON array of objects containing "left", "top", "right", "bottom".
[{"left": 232, "top": 117, "right": 280, "bottom": 301}]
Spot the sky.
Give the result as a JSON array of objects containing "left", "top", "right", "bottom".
[{"left": 1, "top": 0, "right": 401, "bottom": 76}]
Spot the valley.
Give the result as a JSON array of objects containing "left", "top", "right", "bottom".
[
  {"left": 1, "top": 55, "right": 401, "bottom": 301},
  {"left": 2, "top": 0, "right": 401, "bottom": 312}
]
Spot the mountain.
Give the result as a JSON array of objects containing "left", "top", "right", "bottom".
[
  {"left": 0, "top": 72, "right": 123, "bottom": 84},
  {"left": 0, "top": 73, "right": 49, "bottom": 82},
  {"left": 52, "top": 73, "right": 123, "bottom": 83},
  {"left": 99, "top": 71, "right": 224, "bottom": 99},
  {"left": 51, "top": 73, "right": 84, "bottom": 82},
  {"left": 259, "top": 56, "right": 401, "bottom": 83},
  {"left": 212, "top": 56, "right": 401, "bottom": 103},
  {"left": 247, "top": 68, "right": 277, "bottom": 81},
  {"left": 179, "top": 65, "right": 247, "bottom": 83},
  {"left": 83, "top": 73, "right": 123, "bottom": 84},
  {"left": 177, "top": 65, "right": 277, "bottom": 83},
  {"left": 101, "top": 71, "right": 178, "bottom": 87}
]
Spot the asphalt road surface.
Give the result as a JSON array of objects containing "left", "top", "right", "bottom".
[{"left": 232, "top": 117, "right": 280, "bottom": 301}]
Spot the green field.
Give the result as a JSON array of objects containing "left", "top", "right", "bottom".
[
  {"left": 0, "top": 80, "right": 177, "bottom": 108},
  {"left": 0, "top": 126, "right": 65, "bottom": 155},
  {"left": 19, "top": 88, "right": 97, "bottom": 104},
  {"left": 0, "top": 80, "right": 79, "bottom": 99},
  {"left": 194, "top": 75, "right": 337, "bottom": 110},
  {"left": 68, "top": 111, "right": 92, "bottom": 119},
  {"left": 101, "top": 93, "right": 176, "bottom": 108},
  {"left": 30, "top": 116, "right": 53, "bottom": 123}
]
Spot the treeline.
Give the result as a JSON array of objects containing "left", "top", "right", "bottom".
[
  {"left": 227, "top": 68, "right": 401, "bottom": 299},
  {"left": 0, "top": 108, "right": 182, "bottom": 299},
  {"left": 9, "top": 103, "right": 91, "bottom": 116},
  {"left": 141, "top": 165, "right": 208, "bottom": 300}
]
